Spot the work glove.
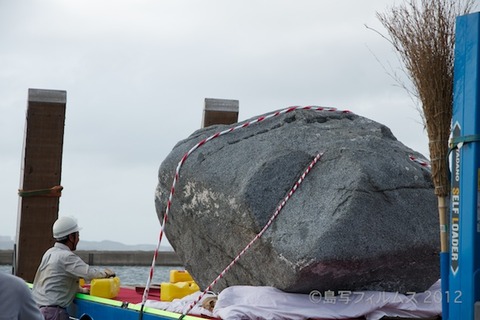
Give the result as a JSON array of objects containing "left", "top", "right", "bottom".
[
  {"left": 104, "top": 268, "right": 116, "bottom": 278},
  {"left": 79, "top": 286, "right": 90, "bottom": 294}
]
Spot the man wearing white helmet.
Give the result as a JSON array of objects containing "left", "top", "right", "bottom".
[{"left": 32, "top": 216, "right": 115, "bottom": 320}]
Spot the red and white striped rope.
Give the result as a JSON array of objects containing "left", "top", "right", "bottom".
[
  {"left": 409, "top": 154, "right": 431, "bottom": 169},
  {"left": 178, "top": 152, "right": 324, "bottom": 319},
  {"left": 140, "top": 106, "right": 349, "bottom": 311}
]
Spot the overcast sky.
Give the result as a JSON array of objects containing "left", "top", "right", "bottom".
[{"left": 1, "top": 0, "right": 453, "bottom": 246}]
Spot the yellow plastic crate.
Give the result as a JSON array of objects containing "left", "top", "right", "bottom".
[
  {"left": 160, "top": 281, "right": 199, "bottom": 301},
  {"left": 169, "top": 270, "right": 193, "bottom": 283},
  {"left": 90, "top": 277, "right": 120, "bottom": 299}
]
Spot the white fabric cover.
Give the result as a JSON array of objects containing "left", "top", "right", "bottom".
[
  {"left": 145, "top": 280, "right": 441, "bottom": 320},
  {"left": 144, "top": 292, "right": 215, "bottom": 318},
  {"left": 213, "top": 281, "right": 441, "bottom": 320}
]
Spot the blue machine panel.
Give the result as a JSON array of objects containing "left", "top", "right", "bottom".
[{"left": 449, "top": 11, "right": 480, "bottom": 320}]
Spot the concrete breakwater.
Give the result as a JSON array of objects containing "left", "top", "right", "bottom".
[{"left": 0, "top": 250, "right": 182, "bottom": 266}]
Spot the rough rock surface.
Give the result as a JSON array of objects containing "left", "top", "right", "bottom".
[{"left": 155, "top": 108, "right": 439, "bottom": 294}]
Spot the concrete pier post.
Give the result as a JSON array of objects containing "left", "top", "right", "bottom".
[
  {"left": 202, "top": 98, "right": 239, "bottom": 128},
  {"left": 15, "top": 89, "right": 66, "bottom": 282}
]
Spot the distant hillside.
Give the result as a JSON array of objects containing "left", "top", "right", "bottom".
[
  {"left": 77, "top": 240, "right": 172, "bottom": 252},
  {"left": 0, "top": 236, "right": 172, "bottom": 252}
]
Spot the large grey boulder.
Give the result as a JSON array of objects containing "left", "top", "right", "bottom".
[{"left": 155, "top": 108, "right": 439, "bottom": 294}]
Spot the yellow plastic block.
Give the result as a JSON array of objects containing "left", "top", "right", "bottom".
[
  {"left": 169, "top": 270, "right": 193, "bottom": 283},
  {"left": 90, "top": 277, "right": 120, "bottom": 299},
  {"left": 160, "top": 281, "right": 199, "bottom": 301}
]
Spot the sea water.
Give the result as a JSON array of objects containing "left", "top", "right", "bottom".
[{"left": 0, "top": 264, "right": 182, "bottom": 286}]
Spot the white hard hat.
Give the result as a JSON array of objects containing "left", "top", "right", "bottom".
[{"left": 52, "top": 216, "right": 82, "bottom": 239}]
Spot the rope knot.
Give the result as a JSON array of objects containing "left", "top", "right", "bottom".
[{"left": 18, "top": 185, "right": 63, "bottom": 198}]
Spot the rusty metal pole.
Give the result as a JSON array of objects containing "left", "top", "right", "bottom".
[{"left": 15, "top": 88, "right": 66, "bottom": 282}]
